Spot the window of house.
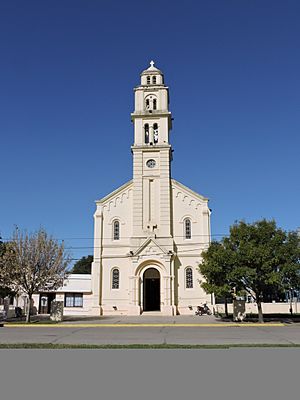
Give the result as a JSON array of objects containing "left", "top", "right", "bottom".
[
  {"left": 152, "top": 76, "right": 156, "bottom": 84},
  {"left": 147, "top": 76, "right": 151, "bottom": 84},
  {"left": 184, "top": 218, "right": 192, "bottom": 239},
  {"left": 113, "top": 220, "right": 120, "bottom": 240},
  {"left": 65, "top": 293, "right": 83, "bottom": 307},
  {"left": 185, "top": 268, "right": 193, "bottom": 289},
  {"left": 112, "top": 268, "right": 120, "bottom": 289}
]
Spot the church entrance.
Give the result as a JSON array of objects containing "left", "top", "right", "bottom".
[{"left": 143, "top": 268, "right": 160, "bottom": 312}]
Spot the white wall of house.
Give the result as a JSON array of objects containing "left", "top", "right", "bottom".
[
  {"left": 29, "top": 274, "right": 95, "bottom": 316},
  {"left": 215, "top": 302, "right": 300, "bottom": 315}
]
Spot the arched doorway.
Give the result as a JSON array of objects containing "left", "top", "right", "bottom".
[{"left": 143, "top": 268, "right": 160, "bottom": 311}]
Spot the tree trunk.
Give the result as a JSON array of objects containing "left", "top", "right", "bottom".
[
  {"left": 289, "top": 289, "right": 293, "bottom": 316},
  {"left": 257, "top": 300, "right": 264, "bottom": 323},
  {"left": 26, "top": 295, "right": 32, "bottom": 323},
  {"left": 224, "top": 298, "right": 229, "bottom": 318}
]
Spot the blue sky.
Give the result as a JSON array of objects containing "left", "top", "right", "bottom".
[{"left": 1, "top": 0, "right": 300, "bottom": 262}]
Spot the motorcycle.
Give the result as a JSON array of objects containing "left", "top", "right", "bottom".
[{"left": 195, "top": 304, "right": 212, "bottom": 316}]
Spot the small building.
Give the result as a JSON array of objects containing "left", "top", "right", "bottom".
[{"left": 33, "top": 274, "right": 93, "bottom": 316}]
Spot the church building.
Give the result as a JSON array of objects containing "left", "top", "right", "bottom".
[{"left": 90, "top": 62, "right": 211, "bottom": 315}]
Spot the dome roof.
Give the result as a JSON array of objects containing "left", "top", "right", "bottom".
[{"left": 141, "top": 61, "right": 162, "bottom": 75}]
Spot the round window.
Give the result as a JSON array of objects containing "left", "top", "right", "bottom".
[{"left": 146, "top": 159, "right": 156, "bottom": 168}]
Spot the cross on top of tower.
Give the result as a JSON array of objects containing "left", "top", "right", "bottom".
[
  {"left": 142, "top": 60, "right": 163, "bottom": 75},
  {"left": 145, "top": 60, "right": 161, "bottom": 73}
]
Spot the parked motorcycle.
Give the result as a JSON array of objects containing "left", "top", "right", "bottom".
[{"left": 195, "top": 303, "right": 212, "bottom": 316}]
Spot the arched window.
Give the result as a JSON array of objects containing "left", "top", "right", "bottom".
[
  {"left": 147, "top": 76, "right": 151, "bottom": 84},
  {"left": 185, "top": 267, "right": 193, "bottom": 289},
  {"left": 145, "top": 98, "right": 150, "bottom": 110},
  {"left": 153, "top": 123, "right": 158, "bottom": 143},
  {"left": 112, "top": 268, "right": 120, "bottom": 289},
  {"left": 153, "top": 98, "right": 157, "bottom": 110},
  {"left": 152, "top": 76, "right": 156, "bottom": 84},
  {"left": 144, "top": 124, "right": 149, "bottom": 144},
  {"left": 184, "top": 218, "right": 191, "bottom": 239},
  {"left": 113, "top": 220, "right": 120, "bottom": 240}
]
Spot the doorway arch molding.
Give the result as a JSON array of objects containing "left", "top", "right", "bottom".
[
  {"left": 133, "top": 260, "right": 171, "bottom": 313},
  {"left": 134, "top": 259, "right": 167, "bottom": 278}
]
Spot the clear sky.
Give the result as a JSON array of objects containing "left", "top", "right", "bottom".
[{"left": 1, "top": 0, "right": 299, "bottom": 263}]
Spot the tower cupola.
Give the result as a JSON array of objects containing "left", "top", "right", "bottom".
[
  {"left": 141, "top": 61, "right": 164, "bottom": 85},
  {"left": 132, "top": 61, "right": 172, "bottom": 146}
]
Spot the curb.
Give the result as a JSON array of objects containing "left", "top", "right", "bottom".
[{"left": 4, "top": 322, "right": 285, "bottom": 328}]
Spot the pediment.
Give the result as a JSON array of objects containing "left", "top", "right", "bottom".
[{"left": 133, "top": 237, "right": 169, "bottom": 257}]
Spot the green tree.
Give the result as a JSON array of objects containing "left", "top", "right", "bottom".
[
  {"left": 199, "top": 241, "right": 234, "bottom": 317},
  {"left": 71, "top": 255, "right": 93, "bottom": 274},
  {"left": 199, "top": 220, "right": 300, "bottom": 323},
  {"left": 0, "top": 238, "right": 14, "bottom": 300},
  {"left": 278, "top": 231, "right": 300, "bottom": 314},
  {"left": 0, "top": 228, "right": 70, "bottom": 322}
]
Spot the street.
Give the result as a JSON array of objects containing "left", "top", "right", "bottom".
[{"left": 1, "top": 315, "right": 300, "bottom": 346}]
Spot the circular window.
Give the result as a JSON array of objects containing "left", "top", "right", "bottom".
[{"left": 146, "top": 159, "right": 156, "bottom": 168}]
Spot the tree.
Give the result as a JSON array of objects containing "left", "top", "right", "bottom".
[
  {"left": 199, "top": 220, "right": 300, "bottom": 323},
  {"left": 199, "top": 241, "right": 234, "bottom": 317},
  {"left": 278, "top": 231, "right": 300, "bottom": 314},
  {"left": 0, "top": 228, "right": 70, "bottom": 322},
  {"left": 71, "top": 255, "right": 93, "bottom": 274},
  {"left": 0, "top": 238, "right": 14, "bottom": 300}
]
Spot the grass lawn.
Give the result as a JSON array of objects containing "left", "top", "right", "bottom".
[{"left": 1, "top": 343, "right": 300, "bottom": 349}]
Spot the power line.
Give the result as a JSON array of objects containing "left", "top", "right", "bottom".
[
  {"left": 69, "top": 247, "right": 209, "bottom": 261},
  {"left": 65, "top": 243, "right": 208, "bottom": 249},
  {"left": 1, "top": 233, "right": 228, "bottom": 241}
]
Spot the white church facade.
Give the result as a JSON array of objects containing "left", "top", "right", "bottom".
[
  {"left": 18, "top": 62, "right": 211, "bottom": 318},
  {"left": 89, "top": 62, "right": 212, "bottom": 315}
]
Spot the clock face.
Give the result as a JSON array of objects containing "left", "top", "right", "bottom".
[{"left": 146, "top": 159, "right": 156, "bottom": 168}]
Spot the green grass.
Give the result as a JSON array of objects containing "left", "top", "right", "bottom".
[{"left": 1, "top": 343, "right": 300, "bottom": 350}]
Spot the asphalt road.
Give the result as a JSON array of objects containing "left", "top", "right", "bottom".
[
  {"left": 1, "top": 349, "right": 300, "bottom": 400},
  {"left": 1, "top": 316, "right": 300, "bottom": 345}
]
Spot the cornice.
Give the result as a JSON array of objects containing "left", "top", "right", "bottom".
[
  {"left": 171, "top": 179, "right": 209, "bottom": 202},
  {"left": 96, "top": 180, "right": 133, "bottom": 205}
]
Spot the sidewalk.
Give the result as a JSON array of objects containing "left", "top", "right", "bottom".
[
  {"left": 4, "top": 313, "right": 289, "bottom": 327},
  {"left": 61, "top": 314, "right": 227, "bottom": 325}
]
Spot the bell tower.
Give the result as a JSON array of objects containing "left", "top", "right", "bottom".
[{"left": 131, "top": 61, "right": 173, "bottom": 239}]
